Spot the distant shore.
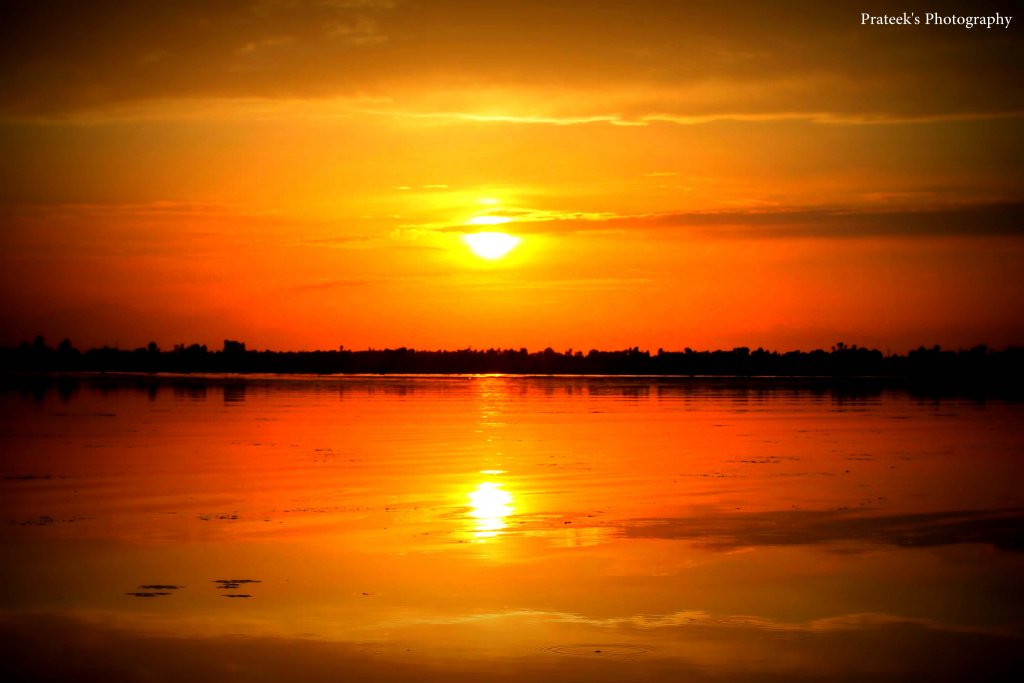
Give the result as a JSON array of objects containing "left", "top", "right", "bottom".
[{"left": 3, "top": 338, "right": 1021, "bottom": 389}]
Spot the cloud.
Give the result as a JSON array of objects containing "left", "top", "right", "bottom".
[
  {"left": 449, "top": 202, "right": 1024, "bottom": 239},
  {"left": 623, "top": 507, "right": 1024, "bottom": 552},
  {"left": 639, "top": 202, "right": 1024, "bottom": 239},
  {"left": 554, "top": 608, "right": 1020, "bottom": 640},
  {"left": 4, "top": 607, "right": 1019, "bottom": 683},
  {"left": 1, "top": 1, "right": 1020, "bottom": 123},
  {"left": 0, "top": 0, "right": 394, "bottom": 118}
]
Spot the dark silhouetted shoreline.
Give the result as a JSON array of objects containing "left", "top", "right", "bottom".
[{"left": 2, "top": 337, "right": 1022, "bottom": 390}]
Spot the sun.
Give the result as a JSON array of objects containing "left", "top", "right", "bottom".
[
  {"left": 468, "top": 481, "right": 514, "bottom": 537},
  {"left": 468, "top": 482, "right": 513, "bottom": 520},
  {"left": 463, "top": 232, "right": 520, "bottom": 260}
]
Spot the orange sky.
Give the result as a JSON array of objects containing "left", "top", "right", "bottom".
[{"left": 1, "top": 0, "right": 1022, "bottom": 352}]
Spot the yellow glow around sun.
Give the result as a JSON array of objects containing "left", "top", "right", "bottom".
[
  {"left": 463, "top": 232, "right": 520, "bottom": 259},
  {"left": 466, "top": 215, "right": 511, "bottom": 226}
]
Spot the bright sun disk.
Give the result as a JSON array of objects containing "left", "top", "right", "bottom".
[{"left": 463, "top": 232, "right": 520, "bottom": 260}]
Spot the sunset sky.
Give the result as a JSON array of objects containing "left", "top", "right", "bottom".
[{"left": 1, "top": 0, "right": 1021, "bottom": 352}]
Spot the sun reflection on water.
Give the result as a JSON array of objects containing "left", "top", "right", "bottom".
[{"left": 468, "top": 481, "right": 513, "bottom": 539}]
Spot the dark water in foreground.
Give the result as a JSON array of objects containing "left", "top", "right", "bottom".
[{"left": 1, "top": 375, "right": 1022, "bottom": 682}]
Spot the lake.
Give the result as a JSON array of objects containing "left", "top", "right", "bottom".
[{"left": 1, "top": 375, "right": 1022, "bottom": 682}]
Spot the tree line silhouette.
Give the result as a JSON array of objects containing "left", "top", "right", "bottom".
[{"left": 2, "top": 336, "right": 1021, "bottom": 385}]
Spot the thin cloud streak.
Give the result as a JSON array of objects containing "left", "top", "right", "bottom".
[
  {"left": 461, "top": 202, "right": 1024, "bottom": 239},
  {"left": 623, "top": 507, "right": 1024, "bottom": 552}
]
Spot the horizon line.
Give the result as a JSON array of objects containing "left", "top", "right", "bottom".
[{"left": 6, "top": 337, "right": 1019, "bottom": 357}]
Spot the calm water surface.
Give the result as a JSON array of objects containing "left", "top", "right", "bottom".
[{"left": 1, "top": 376, "right": 1022, "bottom": 682}]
